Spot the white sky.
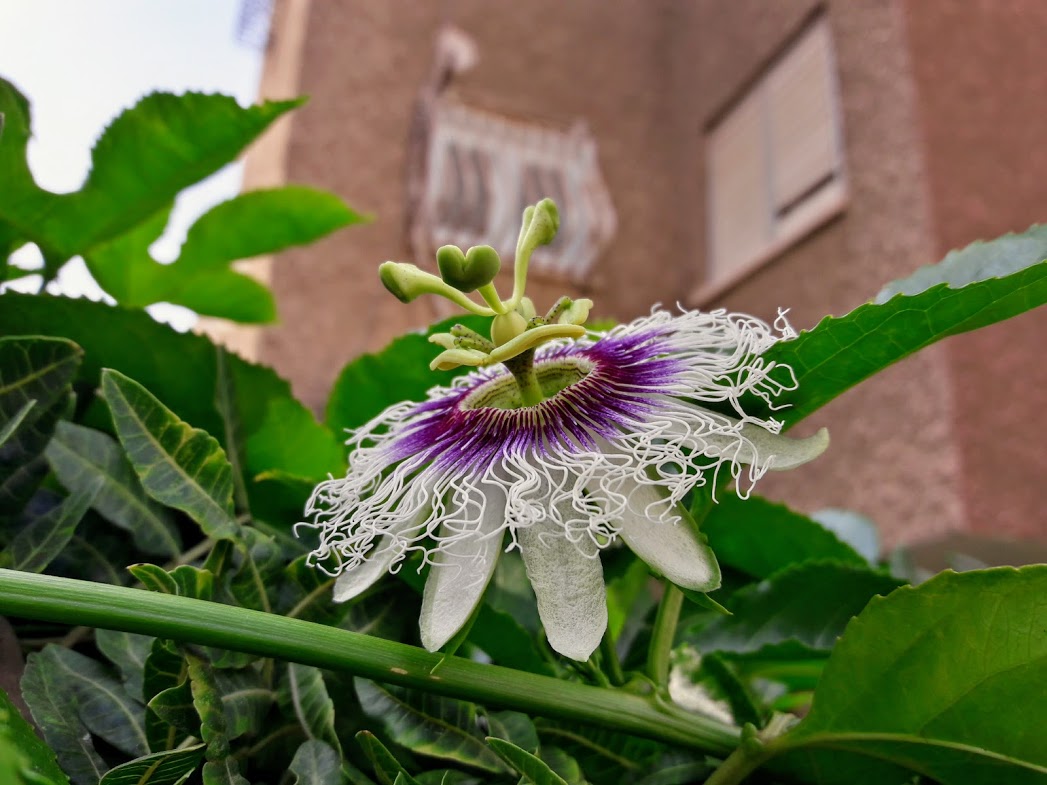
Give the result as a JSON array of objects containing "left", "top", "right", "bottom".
[{"left": 0, "top": 0, "right": 269, "bottom": 329}]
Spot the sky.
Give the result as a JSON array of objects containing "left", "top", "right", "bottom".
[{"left": 0, "top": 0, "right": 270, "bottom": 329}]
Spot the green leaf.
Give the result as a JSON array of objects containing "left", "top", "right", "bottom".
[
  {"left": 766, "top": 567, "right": 1047, "bottom": 784},
  {"left": 698, "top": 653, "right": 765, "bottom": 728},
  {"left": 0, "top": 77, "right": 300, "bottom": 259},
  {"left": 97, "top": 744, "right": 205, "bottom": 785},
  {"left": 85, "top": 188, "right": 363, "bottom": 323},
  {"left": 534, "top": 723, "right": 663, "bottom": 785},
  {"left": 102, "top": 369, "right": 238, "bottom": 539},
  {"left": 485, "top": 737, "right": 569, "bottom": 785},
  {"left": 694, "top": 562, "right": 903, "bottom": 654},
  {"left": 877, "top": 223, "right": 1047, "bottom": 300},
  {"left": 213, "top": 348, "right": 249, "bottom": 513},
  {"left": 280, "top": 663, "right": 342, "bottom": 755},
  {"left": 355, "top": 731, "right": 422, "bottom": 785},
  {"left": 228, "top": 529, "right": 282, "bottom": 613},
  {"left": 753, "top": 255, "right": 1047, "bottom": 427},
  {"left": 538, "top": 747, "right": 588, "bottom": 785},
  {"left": 46, "top": 422, "right": 181, "bottom": 557},
  {"left": 0, "top": 336, "right": 82, "bottom": 517},
  {"left": 129, "top": 564, "right": 179, "bottom": 595},
  {"left": 142, "top": 640, "right": 189, "bottom": 752},
  {"left": 0, "top": 293, "right": 345, "bottom": 516},
  {"left": 0, "top": 685, "right": 71, "bottom": 785},
  {"left": 288, "top": 740, "right": 342, "bottom": 785},
  {"left": 26, "top": 646, "right": 149, "bottom": 761},
  {"left": 485, "top": 711, "right": 540, "bottom": 754},
  {"left": 148, "top": 678, "right": 199, "bottom": 737},
  {"left": 326, "top": 315, "right": 489, "bottom": 434},
  {"left": 4, "top": 482, "right": 100, "bottom": 572},
  {"left": 354, "top": 679, "right": 507, "bottom": 774},
  {"left": 95, "top": 630, "right": 153, "bottom": 704},
  {"left": 186, "top": 654, "right": 248, "bottom": 785},
  {"left": 702, "top": 494, "right": 866, "bottom": 580},
  {"left": 0, "top": 399, "right": 35, "bottom": 449},
  {"left": 214, "top": 668, "right": 272, "bottom": 742},
  {"left": 21, "top": 647, "right": 106, "bottom": 785}
]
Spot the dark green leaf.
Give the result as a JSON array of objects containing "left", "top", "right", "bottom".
[
  {"left": 768, "top": 567, "right": 1047, "bottom": 784},
  {"left": 214, "top": 668, "right": 272, "bottom": 742},
  {"left": 213, "top": 348, "right": 248, "bottom": 512},
  {"left": 26, "top": 646, "right": 148, "bottom": 761},
  {"left": 21, "top": 646, "right": 106, "bottom": 785},
  {"left": 698, "top": 653, "right": 765, "bottom": 728},
  {"left": 95, "top": 630, "right": 153, "bottom": 706},
  {"left": 355, "top": 731, "right": 421, "bottom": 785},
  {"left": 288, "top": 740, "right": 342, "bottom": 785},
  {"left": 0, "top": 77, "right": 300, "bottom": 259},
  {"left": 0, "top": 336, "right": 82, "bottom": 517},
  {"left": 534, "top": 722, "right": 663, "bottom": 785},
  {"left": 326, "top": 315, "right": 489, "bottom": 434},
  {"left": 102, "top": 369, "right": 237, "bottom": 539},
  {"left": 4, "top": 481, "right": 99, "bottom": 572},
  {"left": 142, "top": 640, "right": 189, "bottom": 753},
  {"left": 633, "top": 750, "right": 713, "bottom": 785},
  {"left": 46, "top": 421, "right": 181, "bottom": 557},
  {"left": 186, "top": 654, "right": 248, "bottom": 785},
  {"left": 753, "top": 257, "right": 1047, "bottom": 427},
  {"left": 354, "top": 679, "right": 506, "bottom": 773},
  {"left": 0, "top": 685, "right": 71, "bottom": 785},
  {"left": 485, "top": 711, "right": 539, "bottom": 754},
  {"left": 485, "top": 737, "right": 568, "bottom": 785},
  {"left": 695, "top": 562, "right": 903, "bottom": 654},
  {"left": 97, "top": 744, "right": 205, "bottom": 785},
  {"left": 702, "top": 494, "right": 866, "bottom": 580},
  {"left": 228, "top": 529, "right": 281, "bottom": 613},
  {"left": 0, "top": 398, "right": 34, "bottom": 449},
  {"left": 0, "top": 294, "right": 345, "bottom": 500},
  {"left": 280, "top": 663, "right": 341, "bottom": 755},
  {"left": 148, "top": 679, "right": 198, "bottom": 737},
  {"left": 538, "top": 747, "right": 588, "bottom": 785}
]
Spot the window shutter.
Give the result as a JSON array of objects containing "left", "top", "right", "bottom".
[
  {"left": 707, "top": 91, "right": 771, "bottom": 282},
  {"left": 766, "top": 20, "right": 838, "bottom": 213}
]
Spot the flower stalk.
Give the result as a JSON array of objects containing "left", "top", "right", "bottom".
[{"left": 0, "top": 569, "right": 740, "bottom": 754}]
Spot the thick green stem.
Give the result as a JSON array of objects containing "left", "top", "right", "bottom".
[
  {"left": 0, "top": 569, "right": 739, "bottom": 754},
  {"left": 702, "top": 744, "right": 770, "bottom": 785},
  {"left": 503, "top": 350, "right": 544, "bottom": 406},
  {"left": 646, "top": 582, "right": 684, "bottom": 687},
  {"left": 599, "top": 630, "right": 626, "bottom": 686}
]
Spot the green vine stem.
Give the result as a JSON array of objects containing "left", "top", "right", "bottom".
[
  {"left": 0, "top": 569, "right": 739, "bottom": 754},
  {"left": 646, "top": 582, "right": 684, "bottom": 687}
]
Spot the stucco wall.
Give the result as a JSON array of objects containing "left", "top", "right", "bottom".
[{"left": 906, "top": 1, "right": 1047, "bottom": 539}]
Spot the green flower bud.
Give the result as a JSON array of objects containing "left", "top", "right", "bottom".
[
  {"left": 379, "top": 261, "right": 440, "bottom": 303},
  {"left": 491, "top": 311, "right": 528, "bottom": 347},
  {"left": 436, "top": 244, "right": 502, "bottom": 292}
]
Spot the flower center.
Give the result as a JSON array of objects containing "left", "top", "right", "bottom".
[{"left": 461, "top": 357, "right": 594, "bottom": 411}]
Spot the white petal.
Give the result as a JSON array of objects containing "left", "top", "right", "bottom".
[
  {"left": 518, "top": 522, "right": 607, "bottom": 662},
  {"left": 418, "top": 485, "right": 506, "bottom": 652},
  {"left": 698, "top": 420, "right": 829, "bottom": 471},
  {"left": 617, "top": 478, "right": 721, "bottom": 592},
  {"left": 332, "top": 509, "right": 428, "bottom": 603}
]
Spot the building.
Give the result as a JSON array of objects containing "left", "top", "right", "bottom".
[{"left": 242, "top": 0, "right": 1047, "bottom": 547}]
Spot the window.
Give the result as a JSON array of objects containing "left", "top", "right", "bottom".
[
  {"left": 706, "top": 18, "right": 846, "bottom": 286},
  {"left": 420, "top": 103, "right": 616, "bottom": 282}
]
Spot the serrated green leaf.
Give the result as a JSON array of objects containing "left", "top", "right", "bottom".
[
  {"left": 288, "top": 740, "right": 342, "bottom": 785},
  {"left": 326, "top": 315, "right": 489, "bottom": 435},
  {"left": 355, "top": 679, "right": 507, "bottom": 774},
  {"left": 128, "top": 564, "right": 178, "bottom": 595},
  {"left": 694, "top": 562, "right": 903, "bottom": 655},
  {"left": 26, "top": 646, "right": 148, "bottom": 762},
  {"left": 280, "top": 663, "right": 341, "bottom": 755},
  {"left": 0, "top": 77, "right": 300, "bottom": 260},
  {"left": 752, "top": 256, "right": 1047, "bottom": 427},
  {"left": 0, "top": 336, "right": 82, "bottom": 517},
  {"left": 877, "top": 223, "right": 1047, "bottom": 300},
  {"left": 4, "top": 481, "right": 100, "bottom": 572},
  {"left": 186, "top": 654, "right": 248, "bottom": 785},
  {"left": 46, "top": 421, "right": 181, "bottom": 557},
  {"left": 95, "top": 630, "right": 154, "bottom": 706},
  {"left": 0, "top": 294, "right": 345, "bottom": 518},
  {"left": 97, "top": 744, "right": 205, "bottom": 785},
  {"left": 766, "top": 567, "right": 1047, "bottom": 784},
  {"left": 21, "top": 647, "right": 106, "bottom": 785},
  {"left": 142, "top": 640, "right": 188, "bottom": 753},
  {"left": 355, "top": 731, "right": 421, "bottom": 785},
  {"left": 0, "top": 685, "right": 71, "bottom": 785},
  {"left": 101, "top": 369, "right": 237, "bottom": 539},
  {"left": 702, "top": 494, "right": 866, "bottom": 580},
  {"left": 148, "top": 679, "right": 198, "bottom": 737},
  {"left": 485, "top": 737, "right": 568, "bottom": 785}
]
